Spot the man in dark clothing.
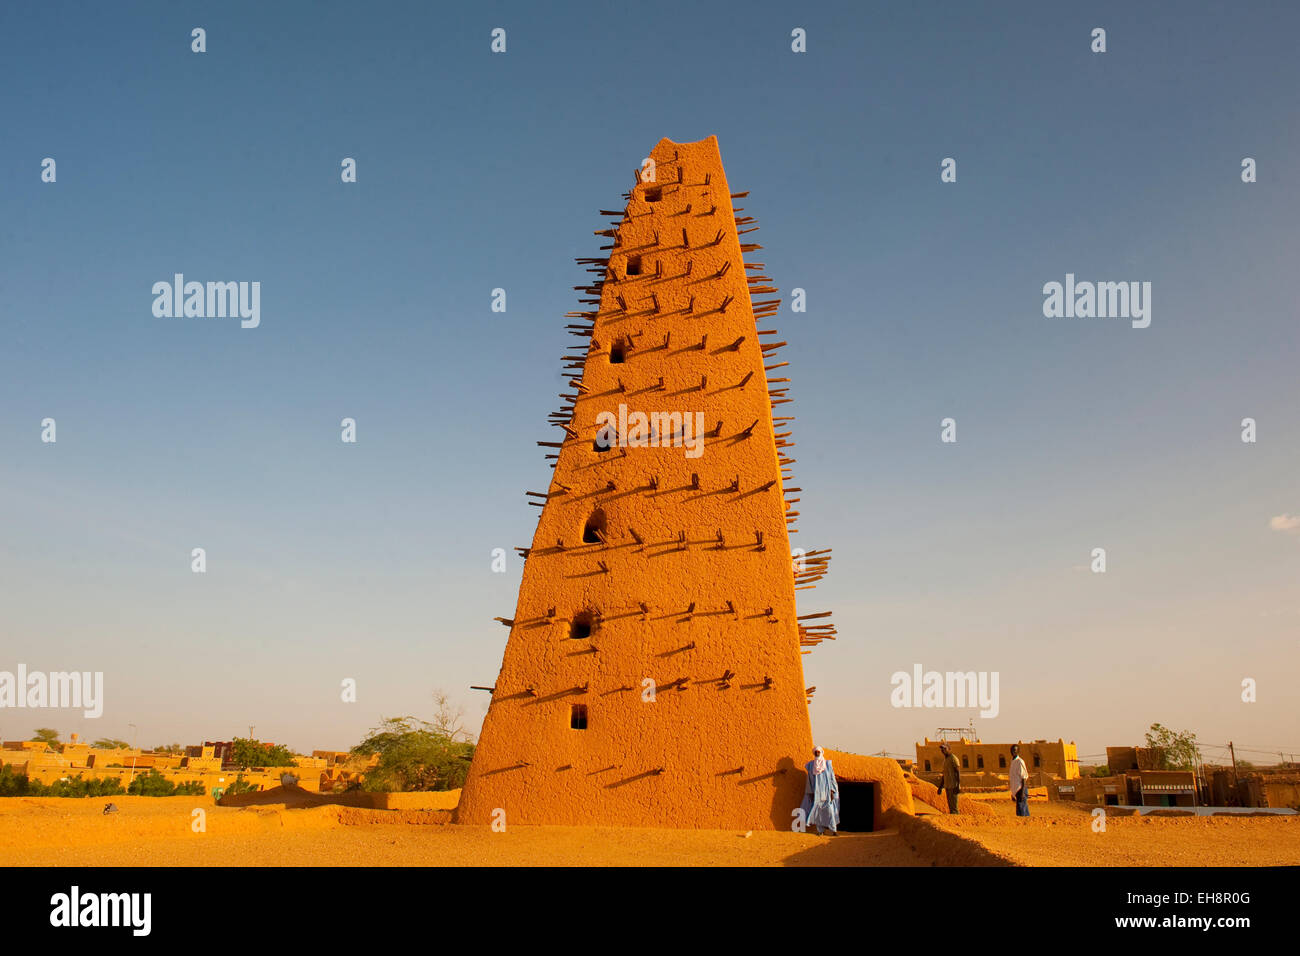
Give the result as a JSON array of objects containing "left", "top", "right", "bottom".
[{"left": 934, "top": 741, "right": 961, "bottom": 813}]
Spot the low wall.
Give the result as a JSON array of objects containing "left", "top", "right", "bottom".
[
  {"left": 884, "top": 808, "right": 1014, "bottom": 866},
  {"left": 351, "top": 790, "right": 461, "bottom": 811}
]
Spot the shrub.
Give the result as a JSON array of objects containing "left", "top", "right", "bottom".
[
  {"left": 0, "top": 766, "right": 205, "bottom": 798},
  {"left": 28, "top": 775, "right": 125, "bottom": 798},
  {"left": 0, "top": 765, "right": 32, "bottom": 796},
  {"left": 222, "top": 775, "right": 260, "bottom": 796},
  {"left": 127, "top": 770, "right": 177, "bottom": 796}
]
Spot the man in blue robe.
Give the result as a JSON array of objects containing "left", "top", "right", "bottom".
[{"left": 801, "top": 746, "right": 840, "bottom": 835}]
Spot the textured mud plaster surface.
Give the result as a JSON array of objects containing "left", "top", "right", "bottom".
[
  {"left": 459, "top": 137, "right": 836, "bottom": 829},
  {"left": 826, "top": 751, "right": 915, "bottom": 818}
]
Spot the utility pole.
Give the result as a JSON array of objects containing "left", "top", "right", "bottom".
[
  {"left": 127, "top": 723, "right": 139, "bottom": 790},
  {"left": 1228, "top": 741, "right": 1239, "bottom": 805}
]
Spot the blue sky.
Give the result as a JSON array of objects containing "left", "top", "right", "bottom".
[{"left": 1, "top": 1, "right": 1297, "bottom": 765}]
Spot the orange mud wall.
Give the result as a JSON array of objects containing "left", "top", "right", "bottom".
[{"left": 457, "top": 137, "right": 833, "bottom": 829}]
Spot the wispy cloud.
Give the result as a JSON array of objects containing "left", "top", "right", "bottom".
[{"left": 1269, "top": 514, "right": 1300, "bottom": 534}]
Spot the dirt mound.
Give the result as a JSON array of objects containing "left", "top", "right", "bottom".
[{"left": 217, "top": 784, "right": 337, "bottom": 809}]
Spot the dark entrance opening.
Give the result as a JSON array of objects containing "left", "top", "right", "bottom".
[{"left": 835, "top": 781, "right": 876, "bottom": 832}]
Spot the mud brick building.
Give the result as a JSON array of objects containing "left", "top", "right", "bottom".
[{"left": 457, "top": 137, "right": 908, "bottom": 830}]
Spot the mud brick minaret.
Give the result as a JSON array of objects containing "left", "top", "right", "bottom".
[{"left": 457, "top": 136, "right": 835, "bottom": 829}]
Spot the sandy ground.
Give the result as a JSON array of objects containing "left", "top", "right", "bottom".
[
  {"left": 3, "top": 791, "right": 1295, "bottom": 866},
  {"left": 0, "top": 795, "right": 924, "bottom": 867},
  {"left": 927, "top": 792, "right": 1300, "bottom": 866}
]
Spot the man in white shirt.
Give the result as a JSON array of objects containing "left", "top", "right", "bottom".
[{"left": 1009, "top": 744, "right": 1030, "bottom": 816}]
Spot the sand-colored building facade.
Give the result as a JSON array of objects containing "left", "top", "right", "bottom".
[
  {"left": 0, "top": 737, "right": 345, "bottom": 794},
  {"left": 915, "top": 737, "right": 1079, "bottom": 783}
]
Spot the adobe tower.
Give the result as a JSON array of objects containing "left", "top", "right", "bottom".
[{"left": 457, "top": 136, "right": 834, "bottom": 829}]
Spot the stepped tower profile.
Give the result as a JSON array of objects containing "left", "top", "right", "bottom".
[{"left": 457, "top": 136, "right": 835, "bottom": 829}]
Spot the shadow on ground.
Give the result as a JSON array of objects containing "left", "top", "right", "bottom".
[{"left": 779, "top": 828, "right": 931, "bottom": 867}]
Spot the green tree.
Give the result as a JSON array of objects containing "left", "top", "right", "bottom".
[
  {"left": 92, "top": 738, "right": 130, "bottom": 750},
  {"left": 229, "top": 737, "right": 297, "bottom": 769},
  {"left": 30, "top": 728, "right": 61, "bottom": 750},
  {"left": 152, "top": 743, "right": 185, "bottom": 755},
  {"left": 1145, "top": 722, "right": 1201, "bottom": 771},
  {"left": 351, "top": 713, "right": 475, "bottom": 792}
]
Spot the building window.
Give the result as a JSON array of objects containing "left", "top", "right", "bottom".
[
  {"left": 569, "top": 611, "right": 595, "bottom": 640},
  {"left": 977, "top": 755, "right": 984, "bottom": 769},
  {"left": 999, "top": 755, "right": 1006, "bottom": 768},
  {"left": 924, "top": 760, "right": 931, "bottom": 772},
  {"left": 643, "top": 187, "right": 662, "bottom": 203},
  {"left": 625, "top": 255, "right": 642, "bottom": 276},
  {"left": 961, "top": 756, "right": 969, "bottom": 769},
  {"left": 582, "top": 509, "right": 606, "bottom": 544},
  {"left": 1033, "top": 754, "right": 1041, "bottom": 768},
  {"left": 570, "top": 704, "right": 588, "bottom": 730},
  {"left": 609, "top": 338, "right": 626, "bottom": 364}
]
